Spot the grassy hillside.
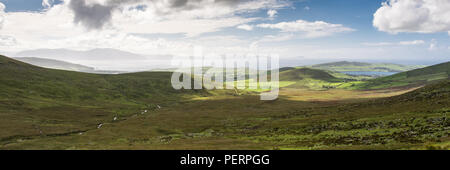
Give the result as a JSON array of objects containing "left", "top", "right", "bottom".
[
  {"left": 0, "top": 55, "right": 207, "bottom": 103},
  {"left": 277, "top": 68, "right": 347, "bottom": 90},
  {"left": 3, "top": 79, "right": 448, "bottom": 150},
  {"left": 309, "top": 61, "right": 424, "bottom": 72},
  {"left": 280, "top": 68, "right": 341, "bottom": 82},
  {"left": 0, "top": 55, "right": 448, "bottom": 150},
  {"left": 0, "top": 55, "right": 210, "bottom": 142},
  {"left": 352, "top": 62, "right": 450, "bottom": 89}
]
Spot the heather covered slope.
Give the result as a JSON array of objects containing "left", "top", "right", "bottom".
[
  {"left": 0, "top": 55, "right": 207, "bottom": 142},
  {"left": 2, "top": 79, "right": 448, "bottom": 150}
]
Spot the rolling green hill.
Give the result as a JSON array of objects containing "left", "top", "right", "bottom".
[
  {"left": 278, "top": 68, "right": 345, "bottom": 89},
  {"left": 3, "top": 76, "right": 448, "bottom": 150},
  {"left": 0, "top": 55, "right": 206, "bottom": 104},
  {"left": 309, "top": 61, "right": 424, "bottom": 73},
  {"left": 280, "top": 68, "right": 341, "bottom": 82},
  {"left": 353, "top": 62, "right": 450, "bottom": 89},
  {"left": 0, "top": 55, "right": 448, "bottom": 150},
  {"left": 0, "top": 55, "right": 209, "bottom": 142}
]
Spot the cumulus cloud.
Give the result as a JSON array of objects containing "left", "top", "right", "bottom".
[
  {"left": 42, "top": 0, "right": 54, "bottom": 8},
  {"left": 69, "top": 0, "right": 116, "bottom": 30},
  {"left": 67, "top": 0, "right": 283, "bottom": 30},
  {"left": 0, "top": 0, "right": 288, "bottom": 54},
  {"left": 237, "top": 24, "right": 253, "bottom": 31},
  {"left": 257, "top": 20, "right": 355, "bottom": 38},
  {"left": 267, "top": 9, "right": 277, "bottom": 18},
  {"left": 363, "top": 40, "right": 425, "bottom": 46},
  {"left": 373, "top": 0, "right": 450, "bottom": 34}
]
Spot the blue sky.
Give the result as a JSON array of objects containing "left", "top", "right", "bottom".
[
  {"left": 0, "top": 0, "right": 45, "bottom": 12},
  {"left": 0, "top": 0, "right": 449, "bottom": 66}
]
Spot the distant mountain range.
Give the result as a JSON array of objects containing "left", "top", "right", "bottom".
[
  {"left": 13, "top": 48, "right": 173, "bottom": 71},
  {"left": 14, "top": 57, "right": 95, "bottom": 73},
  {"left": 7, "top": 49, "right": 433, "bottom": 76},
  {"left": 13, "top": 57, "right": 128, "bottom": 74},
  {"left": 309, "top": 61, "right": 425, "bottom": 73},
  {"left": 14, "top": 48, "right": 147, "bottom": 61}
]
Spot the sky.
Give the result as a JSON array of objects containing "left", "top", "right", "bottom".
[{"left": 0, "top": 0, "right": 449, "bottom": 67}]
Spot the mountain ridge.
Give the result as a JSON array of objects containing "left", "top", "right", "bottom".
[
  {"left": 14, "top": 57, "right": 95, "bottom": 72},
  {"left": 353, "top": 61, "right": 450, "bottom": 89},
  {"left": 309, "top": 61, "right": 425, "bottom": 73}
]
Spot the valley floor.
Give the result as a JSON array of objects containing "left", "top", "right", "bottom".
[{"left": 1, "top": 86, "right": 448, "bottom": 150}]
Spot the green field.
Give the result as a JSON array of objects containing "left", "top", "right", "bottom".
[{"left": 0, "top": 55, "right": 448, "bottom": 150}]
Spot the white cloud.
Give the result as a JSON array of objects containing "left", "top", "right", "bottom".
[
  {"left": 428, "top": 39, "right": 437, "bottom": 51},
  {"left": 304, "top": 6, "right": 310, "bottom": 10},
  {"left": 0, "top": 0, "right": 289, "bottom": 53},
  {"left": 0, "top": 2, "right": 5, "bottom": 29},
  {"left": 363, "top": 40, "right": 425, "bottom": 46},
  {"left": 67, "top": 0, "right": 287, "bottom": 30},
  {"left": 237, "top": 24, "right": 254, "bottom": 31},
  {"left": 42, "top": 0, "right": 54, "bottom": 8},
  {"left": 399, "top": 40, "right": 425, "bottom": 45},
  {"left": 362, "top": 42, "right": 393, "bottom": 46},
  {"left": 373, "top": 0, "right": 450, "bottom": 34},
  {"left": 255, "top": 34, "right": 294, "bottom": 44},
  {"left": 0, "top": 35, "right": 17, "bottom": 46},
  {"left": 267, "top": 9, "right": 277, "bottom": 18},
  {"left": 257, "top": 20, "right": 355, "bottom": 38}
]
